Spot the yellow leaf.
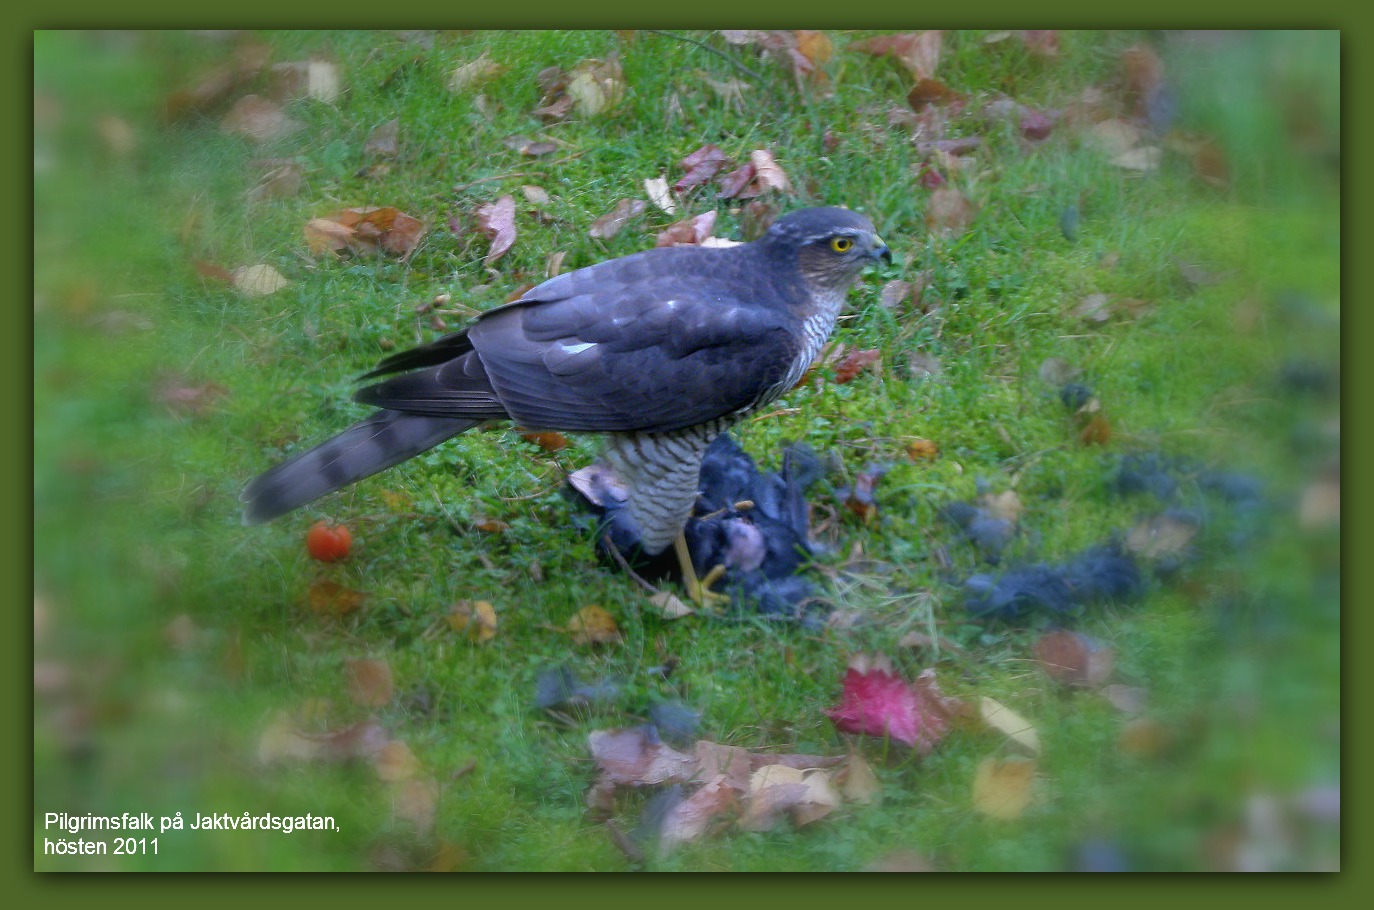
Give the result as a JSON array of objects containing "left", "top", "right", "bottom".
[
  {"left": 231, "top": 264, "right": 289, "bottom": 296},
  {"left": 448, "top": 600, "right": 497, "bottom": 643},
  {"left": 567, "top": 605, "right": 620, "bottom": 645},
  {"left": 973, "top": 757, "right": 1035, "bottom": 820},
  {"left": 979, "top": 696, "right": 1040, "bottom": 754},
  {"left": 649, "top": 590, "right": 694, "bottom": 619},
  {"left": 373, "top": 740, "right": 423, "bottom": 782},
  {"left": 344, "top": 657, "right": 394, "bottom": 707}
]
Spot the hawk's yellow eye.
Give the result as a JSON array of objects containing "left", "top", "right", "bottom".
[{"left": 830, "top": 237, "right": 853, "bottom": 253}]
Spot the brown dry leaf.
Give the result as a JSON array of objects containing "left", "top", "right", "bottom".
[
  {"left": 879, "top": 279, "right": 913, "bottom": 310},
  {"left": 589, "top": 198, "right": 646, "bottom": 240},
  {"left": 749, "top": 149, "right": 792, "bottom": 194},
  {"left": 1034, "top": 631, "right": 1115, "bottom": 688},
  {"left": 448, "top": 600, "right": 497, "bottom": 642},
  {"left": 740, "top": 765, "right": 840, "bottom": 830},
  {"left": 644, "top": 176, "right": 676, "bottom": 214},
  {"left": 973, "top": 757, "right": 1036, "bottom": 820},
  {"left": 979, "top": 696, "right": 1040, "bottom": 754},
  {"left": 1078, "top": 414, "right": 1112, "bottom": 446},
  {"left": 365, "top": 118, "right": 400, "bottom": 157},
  {"left": 905, "top": 438, "right": 939, "bottom": 461},
  {"left": 850, "top": 31, "right": 942, "bottom": 81},
  {"left": 475, "top": 194, "right": 517, "bottom": 266},
  {"left": 521, "top": 184, "right": 552, "bottom": 207},
  {"left": 1018, "top": 30, "right": 1060, "bottom": 58},
  {"left": 674, "top": 144, "right": 731, "bottom": 193},
  {"left": 567, "top": 605, "right": 621, "bottom": 645},
  {"left": 390, "top": 775, "right": 440, "bottom": 836},
  {"left": 448, "top": 51, "right": 505, "bottom": 92},
  {"left": 656, "top": 210, "right": 717, "bottom": 248},
  {"left": 164, "top": 64, "right": 240, "bottom": 121},
  {"left": 832, "top": 348, "right": 881, "bottom": 384},
  {"left": 306, "top": 207, "right": 427, "bottom": 258},
  {"left": 306, "top": 578, "right": 368, "bottom": 616},
  {"left": 1126, "top": 513, "right": 1199, "bottom": 559},
  {"left": 373, "top": 740, "right": 423, "bottom": 782},
  {"left": 925, "top": 187, "right": 976, "bottom": 236},
  {"left": 649, "top": 590, "right": 694, "bottom": 620},
  {"left": 1073, "top": 293, "right": 1113, "bottom": 323},
  {"left": 246, "top": 159, "right": 304, "bottom": 202},
  {"left": 221, "top": 95, "right": 302, "bottom": 143},
  {"left": 715, "top": 163, "right": 756, "bottom": 200},
  {"left": 1122, "top": 44, "right": 1165, "bottom": 116},
  {"left": 230, "top": 264, "right": 289, "bottom": 296},
  {"left": 1118, "top": 717, "right": 1174, "bottom": 758},
  {"left": 658, "top": 775, "right": 739, "bottom": 850},
  {"left": 269, "top": 60, "right": 342, "bottom": 103},
  {"left": 518, "top": 430, "right": 569, "bottom": 451},
  {"left": 838, "top": 753, "right": 881, "bottom": 805},
  {"left": 344, "top": 657, "right": 394, "bottom": 708},
  {"left": 588, "top": 727, "right": 696, "bottom": 790},
  {"left": 566, "top": 54, "right": 625, "bottom": 116},
  {"left": 473, "top": 516, "right": 509, "bottom": 534},
  {"left": 1089, "top": 119, "right": 1142, "bottom": 156},
  {"left": 502, "top": 135, "right": 558, "bottom": 157},
  {"left": 980, "top": 490, "right": 1024, "bottom": 525},
  {"left": 907, "top": 78, "right": 965, "bottom": 112}
]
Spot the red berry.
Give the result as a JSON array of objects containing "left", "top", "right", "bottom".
[{"left": 306, "top": 521, "right": 352, "bottom": 562}]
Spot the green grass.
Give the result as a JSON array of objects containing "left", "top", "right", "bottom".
[{"left": 34, "top": 29, "right": 1338, "bottom": 871}]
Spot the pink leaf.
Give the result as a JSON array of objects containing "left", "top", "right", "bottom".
[
  {"left": 475, "top": 195, "right": 517, "bottom": 266},
  {"left": 827, "top": 665, "right": 951, "bottom": 754}
]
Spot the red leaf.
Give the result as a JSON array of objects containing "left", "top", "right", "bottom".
[
  {"left": 827, "top": 665, "right": 951, "bottom": 754},
  {"left": 832, "top": 348, "right": 881, "bottom": 384}
]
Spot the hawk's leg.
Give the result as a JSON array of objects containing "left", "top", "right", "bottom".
[{"left": 672, "top": 533, "right": 729, "bottom": 606}]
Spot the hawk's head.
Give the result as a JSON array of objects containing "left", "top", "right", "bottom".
[{"left": 762, "top": 207, "right": 892, "bottom": 295}]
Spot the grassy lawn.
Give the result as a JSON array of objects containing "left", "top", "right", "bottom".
[{"left": 34, "top": 29, "right": 1339, "bottom": 871}]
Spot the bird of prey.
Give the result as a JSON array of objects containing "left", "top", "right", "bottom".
[{"left": 243, "top": 206, "right": 890, "bottom": 602}]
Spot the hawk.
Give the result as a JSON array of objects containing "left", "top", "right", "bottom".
[{"left": 243, "top": 206, "right": 890, "bottom": 601}]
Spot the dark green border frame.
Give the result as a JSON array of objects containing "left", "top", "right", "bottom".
[{"left": 15, "top": 3, "right": 1359, "bottom": 905}]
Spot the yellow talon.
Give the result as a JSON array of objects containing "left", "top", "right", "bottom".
[{"left": 673, "top": 534, "right": 730, "bottom": 607}]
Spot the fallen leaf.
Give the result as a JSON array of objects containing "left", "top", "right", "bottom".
[
  {"left": 221, "top": 94, "right": 301, "bottom": 143},
  {"left": 674, "top": 144, "right": 731, "bottom": 193},
  {"left": 1126, "top": 512, "right": 1199, "bottom": 559},
  {"left": 907, "top": 78, "right": 965, "bottom": 112},
  {"left": 567, "top": 605, "right": 621, "bottom": 645},
  {"left": 657, "top": 776, "right": 738, "bottom": 850},
  {"left": 905, "top": 438, "right": 939, "bottom": 461},
  {"left": 850, "top": 31, "right": 943, "bottom": 80},
  {"left": 269, "top": 60, "right": 341, "bottom": 103},
  {"left": 390, "top": 775, "right": 440, "bottom": 836},
  {"left": 978, "top": 696, "right": 1040, "bottom": 754},
  {"left": 925, "top": 187, "right": 976, "bottom": 236},
  {"left": 518, "top": 430, "right": 569, "bottom": 451},
  {"left": 246, "top": 159, "right": 303, "bottom": 202},
  {"left": 655, "top": 210, "right": 717, "bottom": 247},
  {"left": 715, "top": 163, "right": 756, "bottom": 200},
  {"left": 1089, "top": 119, "right": 1142, "bottom": 156},
  {"left": 566, "top": 54, "right": 625, "bottom": 116},
  {"left": 649, "top": 590, "right": 694, "bottom": 619},
  {"left": 1078, "top": 414, "right": 1113, "bottom": 446},
  {"left": 306, "top": 207, "right": 427, "bottom": 258},
  {"left": 154, "top": 375, "right": 229, "bottom": 418},
  {"left": 306, "top": 579, "right": 368, "bottom": 616},
  {"left": 344, "top": 657, "right": 394, "bottom": 707},
  {"left": 502, "top": 134, "right": 558, "bottom": 157},
  {"left": 364, "top": 118, "right": 400, "bottom": 157},
  {"left": 588, "top": 727, "right": 696, "bottom": 791},
  {"left": 832, "top": 348, "right": 881, "bottom": 384},
  {"left": 739, "top": 765, "right": 839, "bottom": 831},
  {"left": 838, "top": 753, "right": 881, "bottom": 805},
  {"left": 644, "top": 176, "right": 676, "bottom": 214},
  {"left": 749, "top": 149, "right": 791, "bottom": 194},
  {"left": 425, "top": 841, "right": 469, "bottom": 872},
  {"left": 258, "top": 714, "right": 389, "bottom": 765},
  {"left": 1117, "top": 717, "right": 1173, "bottom": 758},
  {"left": 827, "top": 662, "right": 952, "bottom": 754},
  {"left": 474, "top": 194, "right": 517, "bottom": 266},
  {"left": 980, "top": 490, "right": 1024, "bottom": 525},
  {"left": 1018, "top": 30, "right": 1060, "bottom": 58},
  {"left": 973, "top": 757, "right": 1035, "bottom": 820},
  {"left": 1073, "top": 293, "right": 1113, "bottom": 323},
  {"left": 447, "top": 51, "right": 505, "bottom": 92},
  {"left": 589, "top": 198, "right": 646, "bottom": 240},
  {"left": 230, "top": 264, "right": 289, "bottom": 296},
  {"left": 1033, "top": 631, "right": 1115, "bottom": 688},
  {"left": 521, "top": 184, "right": 552, "bottom": 207},
  {"left": 448, "top": 600, "right": 497, "bottom": 642},
  {"left": 97, "top": 114, "right": 136, "bottom": 156},
  {"left": 373, "top": 739, "right": 423, "bottom": 782}
]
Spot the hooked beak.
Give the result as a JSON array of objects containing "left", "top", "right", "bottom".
[{"left": 869, "top": 234, "right": 893, "bottom": 265}]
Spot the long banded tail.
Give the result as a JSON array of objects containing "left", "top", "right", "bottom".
[{"left": 241, "top": 410, "right": 481, "bottom": 524}]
